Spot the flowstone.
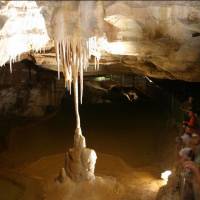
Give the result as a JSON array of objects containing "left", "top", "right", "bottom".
[{"left": 64, "top": 128, "right": 97, "bottom": 182}]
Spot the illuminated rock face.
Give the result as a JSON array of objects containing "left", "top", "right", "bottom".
[
  {"left": 1, "top": 1, "right": 200, "bottom": 81},
  {"left": 65, "top": 128, "right": 97, "bottom": 182},
  {"left": 37, "top": 1, "right": 200, "bottom": 82},
  {"left": 0, "top": 1, "right": 49, "bottom": 71}
]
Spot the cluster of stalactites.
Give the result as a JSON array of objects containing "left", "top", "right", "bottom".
[
  {"left": 0, "top": 1, "right": 49, "bottom": 74},
  {"left": 7, "top": 47, "right": 46, "bottom": 74},
  {"left": 55, "top": 36, "right": 100, "bottom": 105}
]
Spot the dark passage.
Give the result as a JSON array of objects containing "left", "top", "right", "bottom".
[{"left": 0, "top": 99, "right": 168, "bottom": 168}]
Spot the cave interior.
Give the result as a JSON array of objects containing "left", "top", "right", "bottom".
[{"left": 0, "top": 1, "right": 200, "bottom": 200}]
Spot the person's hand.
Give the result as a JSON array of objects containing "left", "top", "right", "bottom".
[
  {"left": 184, "top": 161, "right": 200, "bottom": 184},
  {"left": 184, "top": 161, "right": 199, "bottom": 174}
]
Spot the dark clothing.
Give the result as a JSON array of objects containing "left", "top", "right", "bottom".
[{"left": 181, "top": 99, "right": 198, "bottom": 114}]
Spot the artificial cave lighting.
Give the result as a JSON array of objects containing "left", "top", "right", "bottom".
[
  {"left": 145, "top": 76, "right": 153, "bottom": 83},
  {"left": 161, "top": 170, "right": 172, "bottom": 184},
  {"left": 0, "top": 1, "right": 50, "bottom": 73}
]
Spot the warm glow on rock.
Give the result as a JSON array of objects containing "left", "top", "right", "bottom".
[{"left": 97, "top": 37, "right": 139, "bottom": 56}]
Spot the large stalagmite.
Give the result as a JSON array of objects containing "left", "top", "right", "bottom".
[
  {"left": 65, "top": 128, "right": 97, "bottom": 181},
  {"left": 52, "top": 2, "right": 104, "bottom": 182}
]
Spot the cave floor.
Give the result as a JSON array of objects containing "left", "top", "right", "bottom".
[{"left": 0, "top": 101, "right": 177, "bottom": 200}]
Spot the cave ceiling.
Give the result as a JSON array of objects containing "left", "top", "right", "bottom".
[{"left": 1, "top": 1, "right": 200, "bottom": 81}]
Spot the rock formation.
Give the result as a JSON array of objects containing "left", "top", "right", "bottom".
[
  {"left": 1, "top": 1, "right": 200, "bottom": 81},
  {"left": 0, "top": 61, "right": 65, "bottom": 117},
  {"left": 65, "top": 128, "right": 97, "bottom": 182}
]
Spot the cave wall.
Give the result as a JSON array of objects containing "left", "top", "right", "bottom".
[{"left": 0, "top": 61, "right": 65, "bottom": 118}]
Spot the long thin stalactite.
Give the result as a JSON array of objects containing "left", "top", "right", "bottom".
[{"left": 55, "top": 37, "right": 100, "bottom": 129}]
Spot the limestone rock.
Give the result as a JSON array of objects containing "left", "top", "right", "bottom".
[
  {"left": 0, "top": 61, "right": 65, "bottom": 118},
  {"left": 55, "top": 168, "right": 67, "bottom": 183},
  {"left": 2, "top": 1, "right": 200, "bottom": 81}
]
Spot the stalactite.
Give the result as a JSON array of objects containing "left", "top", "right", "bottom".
[
  {"left": 79, "top": 49, "right": 83, "bottom": 104},
  {"left": 55, "top": 41, "right": 61, "bottom": 80},
  {"left": 9, "top": 59, "right": 12, "bottom": 74},
  {"left": 73, "top": 78, "right": 80, "bottom": 129},
  {"left": 0, "top": 1, "right": 49, "bottom": 69},
  {"left": 54, "top": 34, "right": 104, "bottom": 134}
]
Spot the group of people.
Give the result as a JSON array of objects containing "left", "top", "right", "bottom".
[{"left": 176, "top": 96, "right": 200, "bottom": 199}]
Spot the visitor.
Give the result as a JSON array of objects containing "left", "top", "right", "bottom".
[
  {"left": 184, "top": 161, "right": 200, "bottom": 200},
  {"left": 179, "top": 136, "right": 200, "bottom": 200},
  {"left": 192, "top": 136, "right": 200, "bottom": 166},
  {"left": 178, "top": 148, "right": 195, "bottom": 199},
  {"left": 176, "top": 126, "right": 193, "bottom": 150},
  {"left": 174, "top": 99, "right": 200, "bottom": 199},
  {"left": 181, "top": 132, "right": 192, "bottom": 147},
  {"left": 182, "top": 111, "right": 198, "bottom": 132},
  {"left": 180, "top": 96, "right": 195, "bottom": 114},
  {"left": 179, "top": 147, "right": 195, "bottom": 162}
]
